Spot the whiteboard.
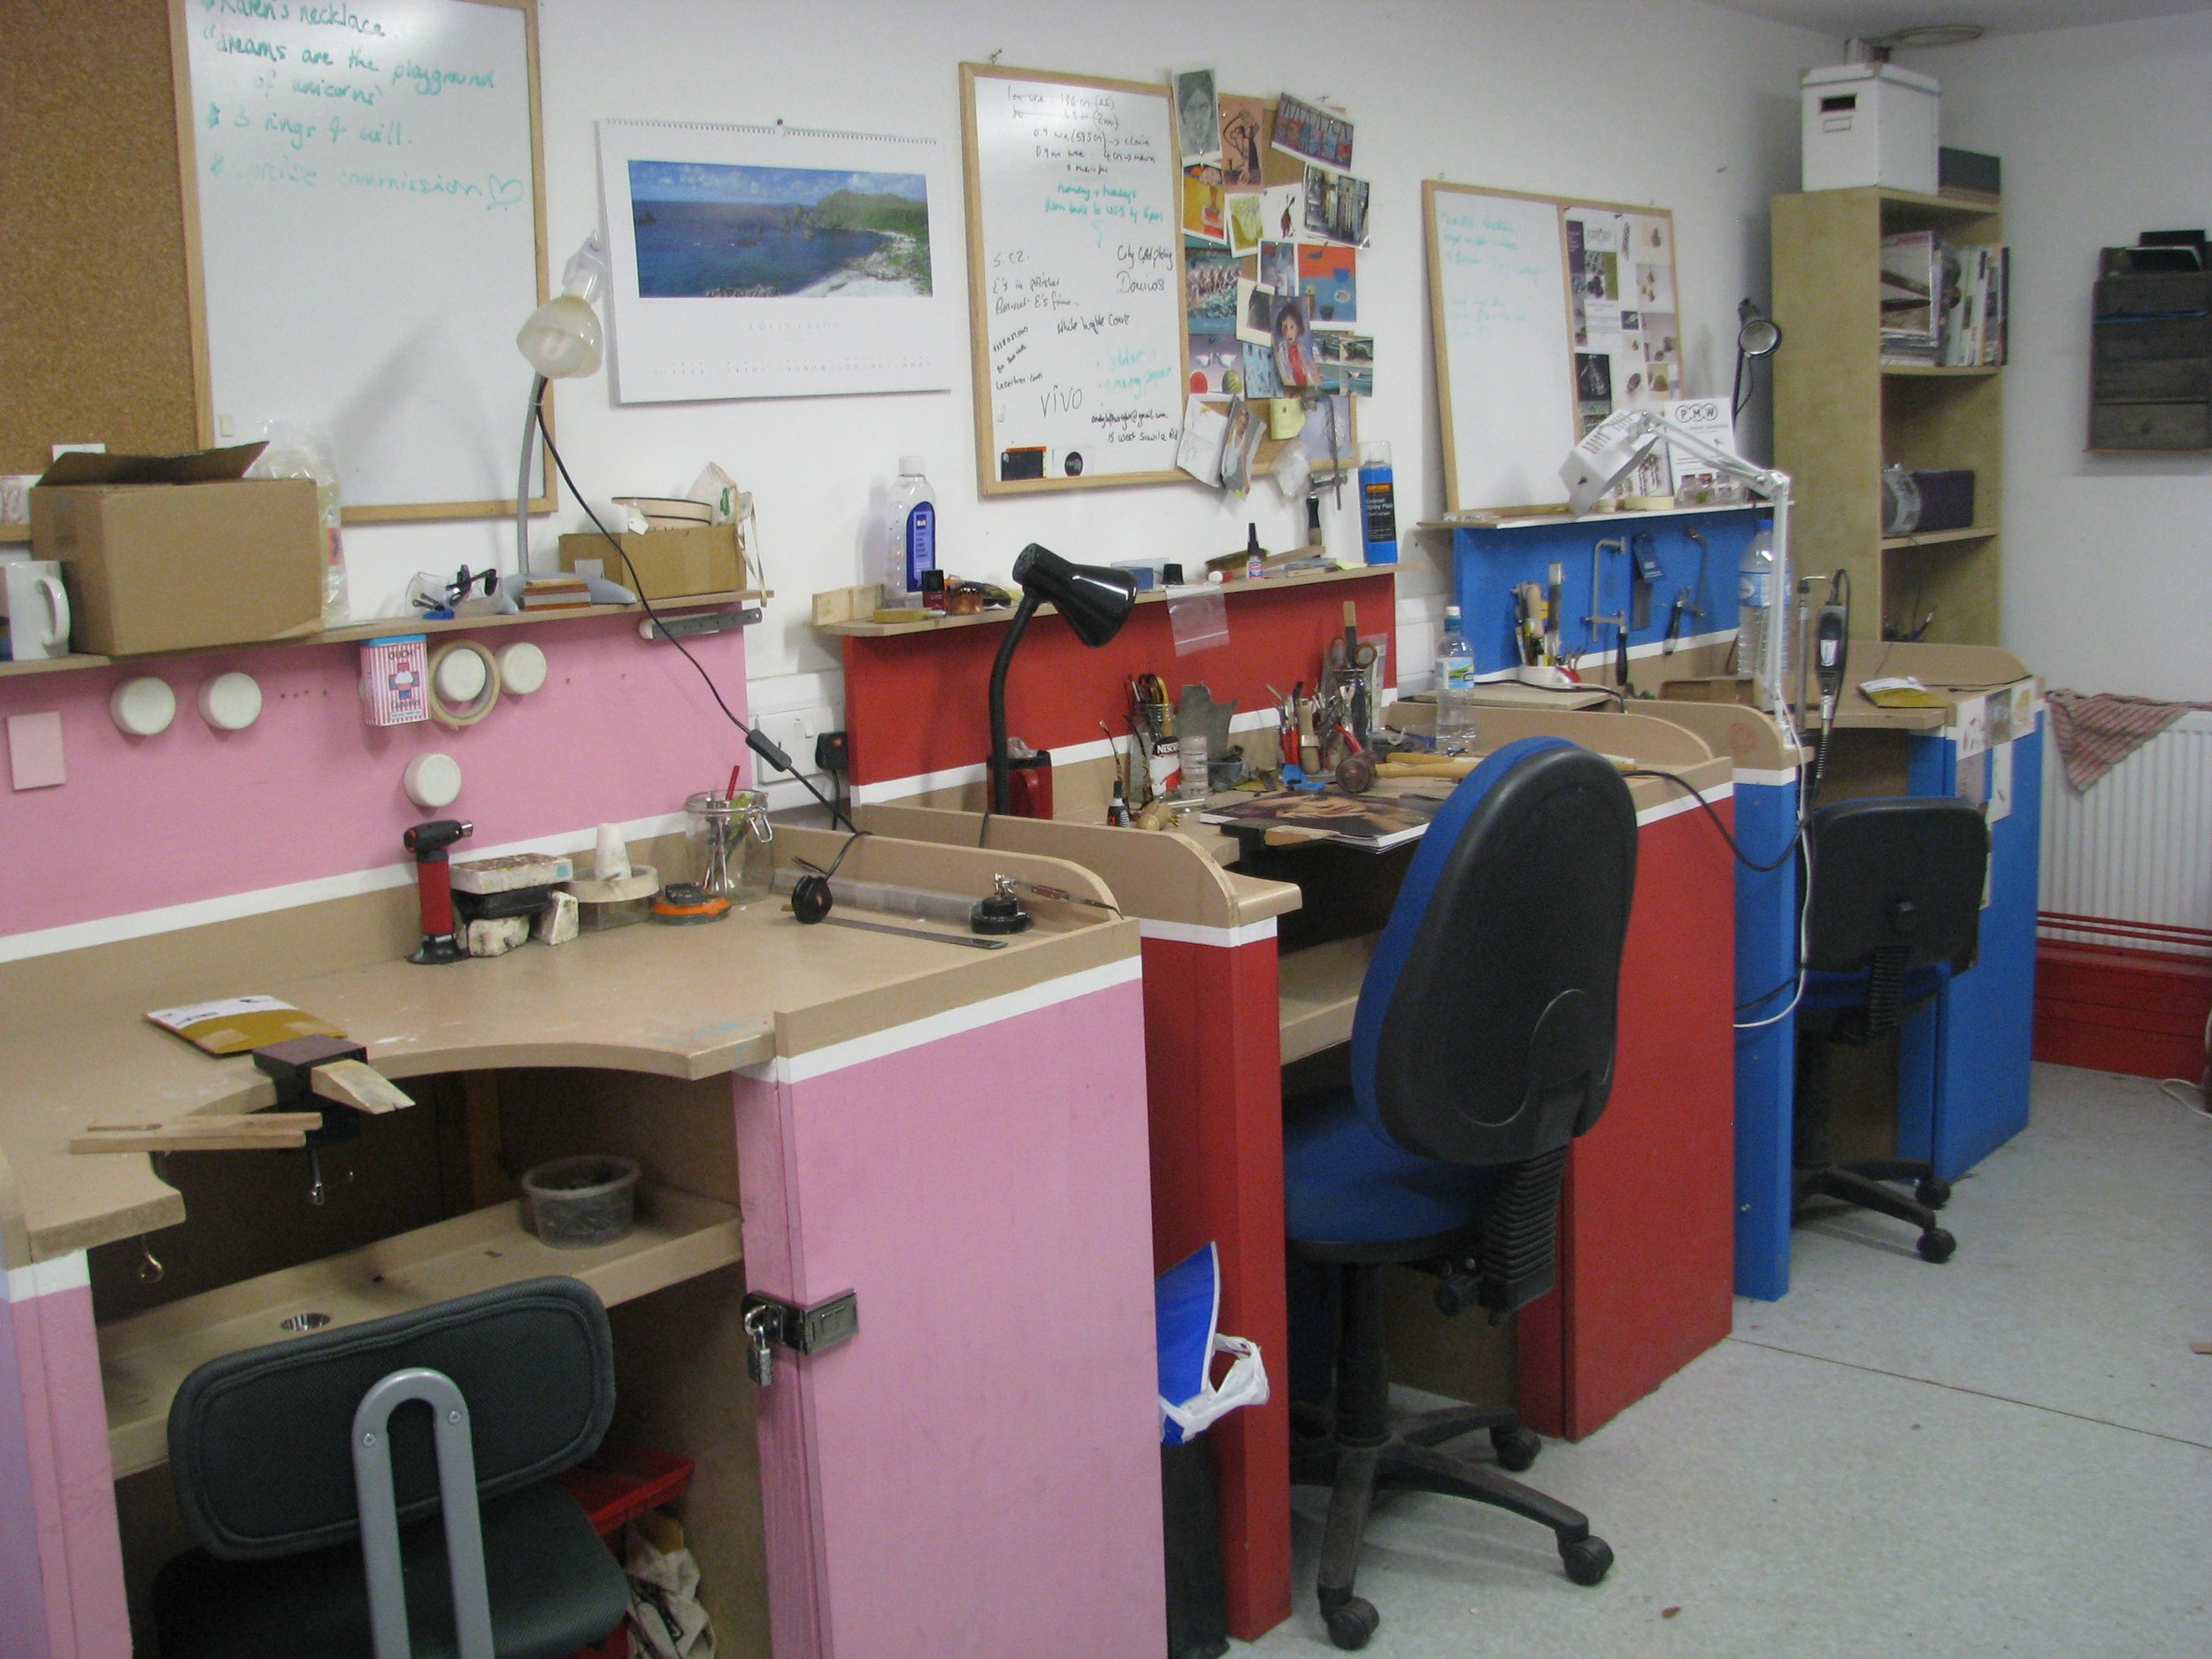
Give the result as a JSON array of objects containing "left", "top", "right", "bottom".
[
  {"left": 1425, "top": 183, "right": 1578, "bottom": 515},
  {"left": 961, "top": 65, "right": 1187, "bottom": 494},
  {"left": 173, "top": 0, "right": 547, "bottom": 519}
]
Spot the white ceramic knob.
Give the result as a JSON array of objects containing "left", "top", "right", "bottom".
[
  {"left": 197, "top": 672, "right": 262, "bottom": 731},
  {"left": 434, "top": 643, "right": 490, "bottom": 703},
  {"left": 496, "top": 641, "right": 548, "bottom": 695},
  {"left": 111, "top": 676, "right": 176, "bottom": 736},
  {"left": 403, "top": 751, "right": 464, "bottom": 809}
]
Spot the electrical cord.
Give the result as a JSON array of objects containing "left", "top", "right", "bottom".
[
  {"left": 533, "top": 387, "right": 856, "bottom": 833},
  {"left": 1622, "top": 769, "right": 1799, "bottom": 872}
]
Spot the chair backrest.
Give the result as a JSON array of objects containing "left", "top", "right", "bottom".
[
  {"left": 1351, "top": 737, "right": 1638, "bottom": 1170},
  {"left": 1804, "top": 796, "right": 1987, "bottom": 978},
  {"left": 169, "top": 1275, "right": 616, "bottom": 1561}
]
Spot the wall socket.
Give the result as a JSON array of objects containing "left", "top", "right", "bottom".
[{"left": 753, "top": 710, "right": 824, "bottom": 772}]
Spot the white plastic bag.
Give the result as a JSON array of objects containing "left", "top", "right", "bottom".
[
  {"left": 626, "top": 1509, "right": 715, "bottom": 1659},
  {"left": 1160, "top": 1333, "right": 1271, "bottom": 1446}
]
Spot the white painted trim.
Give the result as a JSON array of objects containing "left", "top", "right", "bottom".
[
  {"left": 1139, "top": 917, "right": 1279, "bottom": 949},
  {"left": 1635, "top": 778, "right": 1732, "bottom": 827},
  {"left": 853, "top": 710, "right": 1286, "bottom": 808},
  {"left": 0, "top": 810, "right": 689, "bottom": 964},
  {"left": 1470, "top": 626, "right": 1737, "bottom": 683},
  {"left": 3, "top": 1253, "right": 88, "bottom": 1303},
  {"left": 748, "top": 954, "right": 1144, "bottom": 1084},
  {"left": 1734, "top": 767, "right": 1801, "bottom": 787}
]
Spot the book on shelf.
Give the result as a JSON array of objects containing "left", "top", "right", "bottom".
[{"left": 1882, "top": 232, "right": 2008, "bottom": 367}]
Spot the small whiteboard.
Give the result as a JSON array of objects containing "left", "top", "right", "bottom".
[
  {"left": 172, "top": 0, "right": 548, "bottom": 520},
  {"left": 961, "top": 65, "right": 1187, "bottom": 494}
]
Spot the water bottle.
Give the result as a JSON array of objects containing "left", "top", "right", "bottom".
[
  {"left": 1358, "top": 442, "right": 1398, "bottom": 565},
  {"left": 884, "top": 456, "right": 936, "bottom": 609},
  {"left": 1433, "top": 604, "right": 1476, "bottom": 744},
  {"left": 1737, "top": 529, "right": 1786, "bottom": 710},
  {"left": 250, "top": 422, "right": 349, "bottom": 626}
]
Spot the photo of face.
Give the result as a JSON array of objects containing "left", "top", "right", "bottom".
[{"left": 1273, "top": 296, "right": 1314, "bottom": 389}]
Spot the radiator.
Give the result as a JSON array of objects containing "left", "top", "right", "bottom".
[{"left": 2039, "top": 711, "right": 2212, "bottom": 957}]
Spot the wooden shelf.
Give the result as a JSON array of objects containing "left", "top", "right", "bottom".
[
  {"left": 0, "top": 525, "right": 28, "bottom": 545},
  {"left": 1881, "top": 523, "right": 2000, "bottom": 550},
  {"left": 1882, "top": 364, "right": 2001, "bottom": 380},
  {"left": 1878, "top": 188, "right": 2001, "bottom": 227},
  {"left": 97, "top": 1184, "right": 741, "bottom": 1478},
  {"left": 1279, "top": 933, "right": 1377, "bottom": 1064}
]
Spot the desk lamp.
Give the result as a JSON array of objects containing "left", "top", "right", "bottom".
[
  {"left": 1560, "top": 410, "right": 1796, "bottom": 728},
  {"left": 1732, "top": 299, "right": 1784, "bottom": 419},
  {"left": 988, "top": 545, "right": 1138, "bottom": 813},
  {"left": 514, "top": 235, "right": 610, "bottom": 575}
]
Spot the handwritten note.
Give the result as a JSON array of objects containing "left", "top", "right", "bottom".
[
  {"left": 181, "top": 0, "right": 541, "bottom": 514},
  {"left": 965, "top": 70, "right": 1186, "bottom": 489},
  {"left": 1428, "top": 187, "right": 1578, "bottom": 513}
]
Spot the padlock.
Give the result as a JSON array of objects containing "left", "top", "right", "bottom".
[{"left": 743, "top": 1302, "right": 779, "bottom": 1388}]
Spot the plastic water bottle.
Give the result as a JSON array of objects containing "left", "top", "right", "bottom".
[
  {"left": 885, "top": 456, "right": 936, "bottom": 609},
  {"left": 1737, "top": 528, "right": 1786, "bottom": 709},
  {"left": 250, "top": 422, "right": 348, "bottom": 626},
  {"left": 1434, "top": 604, "right": 1476, "bottom": 745},
  {"left": 1358, "top": 442, "right": 1398, "bottom": 565}
]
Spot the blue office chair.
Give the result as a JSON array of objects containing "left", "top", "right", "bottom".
[
  {"left": 1283, "top": 737, "right": 1636, "bottom": 1650},
  {"left": 1793, "top": 795, "right": 1989, "bottom": 1264}
]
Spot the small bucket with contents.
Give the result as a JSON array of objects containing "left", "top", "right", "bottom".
[{"left": 684, "top": 788, "right": 774, "bottom": 903}]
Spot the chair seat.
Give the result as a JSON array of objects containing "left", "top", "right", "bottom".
[
  {"left": 1285, "top": 1087, "right": 1499, "bottom": 1250},
  {"left": 153, "top": 1480, "right": 629, "bottom": 1659},
  {"left": 1801, "top": 962, "right": 1951, "bottom": 1011}
]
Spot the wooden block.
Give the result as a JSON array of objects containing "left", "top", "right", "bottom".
[
  {"left": 2093, "top": 273, "right": 2212, "bottom": 319},
  {"left": 2091, "top": 402, "right": 2211, "bottom": 451},
  {"left": 71, "top": 1113, "right": 323, "bottom": 1154},
  {"left": 310, "top": 1060, "right": 415, "bottom": 1115},
  {"left": 2092, "top": 315, "right": 2211, "bottom": 363},
  {"left": 2093, "top": 357, "right": 2210, "bottom": 404},
  {"left": 811, "top": 585, "right": 883, "bottom": 627}
]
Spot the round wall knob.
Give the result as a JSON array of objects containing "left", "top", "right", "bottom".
[
  {"left": 198, "top": 672, "right": 263, "bottom": 732},
  {"left": 434, "top": 643, "right": 490, "bottom": 704},
  {"left": 111, "top": 676, "right": 177, "bottom": 736},
  {"left": 495, "top": 641, "right": 548, "bottom": 695},
  {"left": 403, "top": 751, "right": 464, "bottom": 809}
]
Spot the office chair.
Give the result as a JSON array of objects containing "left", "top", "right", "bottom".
[
  {"left": 154, "top": 1276, "right": 631, "bottom": 1659},
  {"left": 1793, "top": 795, "right": 1989, "bottom": 1264},
  {"left": 1282, "top": 737, "right": 1636, "bottom": 1650}
]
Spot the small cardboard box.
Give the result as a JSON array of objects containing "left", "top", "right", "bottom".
[
  {"left": 31, "top": 445, "right": 322, "bottom": 656},
  {"left": 559, "top": 525, "right": 741, "bottom": 602},
  {"left": 1801, "top": 63, "right": 1939, "bottom": 196}
]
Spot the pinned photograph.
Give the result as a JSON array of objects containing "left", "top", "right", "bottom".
[
  {"left": 1575, "top": 351, "right": 1614, "bottom": 434},
  {"left": 1186, "top": 248, "right": 1240, "bottom": 335},
  {"left": 1237, "top": 278, "right": 1276, "bottom": 345},
  {"left": 1241, "top": 336, "right": 1280, "bottom": 398},
  {"left": 1181, "top": 164, "right": 1226, "bottom": 245},
  {"left": 1263, "top": 182, "right": 1303, "bottom": 244},
  {"left": 1187, "top": 334, "right": 1240, "bottom": 397},
  {"left": 1218, "top": 96, "right": 1269, "bottom": 187},
  {"left": 1220, "top": 394, "right": 1261, "bottom": 495},
  {"left": 1226, "top": 192, "right": 1266, "bottom": 257},
  {"left": 1298, "top": 243, "right": 1357, "bottom": 326},
  {"left": 1302, "top": 165, "right": 1370, "bottom": 247},
  {"left": 1258, "top": 239, "right": 1298, "bottom": 296},
  {"left": 1271, "top": 291, "right": 1317, "bottom": 390},
  {"left": 1271, "top": 92, "right": 1354, "bottom": 172},
  {"left": 1317, "top": 332, "right": 1374, "bottom": 397},
  {"left": 1174, "top": 70, "right": 1222, "bottom": 165},
  {"left": 626, "top": 160, "right": 931, "bottom": 298}
]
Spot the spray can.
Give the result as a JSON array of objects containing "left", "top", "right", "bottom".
[{"left": 1357, "top": 442, "right": 1397, "bottom": 565}]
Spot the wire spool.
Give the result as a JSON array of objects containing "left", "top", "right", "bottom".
[{"left": 427, "top": 639, "right": 501, "bottom": 729}]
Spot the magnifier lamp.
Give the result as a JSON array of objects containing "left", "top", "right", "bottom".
[
  {"left": 1559, "top": 411, "right": 1796, "bottom": 726},
  {"left": 514, "top": 234, "right": 610, "bottom": 574},
  {"left": 988, "top": 545, "right": 1139, "bottom": 814},
  {"left": 1732, "top": 299, "right": 1784, "bottom": 419}
]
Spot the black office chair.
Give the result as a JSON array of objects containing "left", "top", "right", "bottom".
[
  {"left": 1793, "top": 795, "right": 1990, "bottom": 1264},
  {"left": 1281, "top": 737, "right": 1636, "bottom": 1650},
  {"left": 154, "top": 1276, "right": 631, "bottom": 1659}
]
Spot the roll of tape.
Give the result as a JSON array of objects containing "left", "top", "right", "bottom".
[
  {"left": 111, "top": 676, "right": 177, "bottom": 737},
  {"left": 495, "top": 640, "right": 548, "bottom": 695},
  {"left": 427, "top": 640, "right": 501, "bottom": 729},
  {"left": 403, "top": 751, "right": 464, "bottom": 809},
  {"left": 197, "top": 672, "right": 263, "bottom": 732}
]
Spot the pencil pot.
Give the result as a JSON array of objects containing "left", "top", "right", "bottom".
[{"left": 684, "top": 789, "right": 774, "bottom": 904}]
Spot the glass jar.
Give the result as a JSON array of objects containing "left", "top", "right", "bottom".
[{"left": 684, "top": 789, "right": 774, "bottom": 903}]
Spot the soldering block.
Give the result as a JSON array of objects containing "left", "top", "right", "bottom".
[
  {"left": 466, "top": 915, "right": 533, "bottom": 958},
  {"left": 454, "top": 851, "right": 575, "bottom": 895},
  {"left": 534, "top": 890, "right": 580, "bottom": 947}
]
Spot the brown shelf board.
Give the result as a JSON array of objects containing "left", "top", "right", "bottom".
[
  {"left": 98, "top": 1184, "right": 741, "bottom": 1478},
  {"left": 1279, "top": 932, "right": 1378, "bottom": 1065},
  {"left": 1881, "top": 524, "right": 2000, "bottom": 550},
  {"left": 1882, "top": 364, "right": 2001, "bottom": 380},
  {"left": 0, "top": 525, "right": 28, "bottom": 545},
  {"left": 1878, "top": 187, "right": 2001, "bottom": 223},
  {"left": 0, "top": 652, "right": 113, "bottom": 679}
]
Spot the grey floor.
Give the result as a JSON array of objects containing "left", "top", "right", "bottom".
[{"left": 1240, "top": 1064, "right": 2212, "bottom": 1656}]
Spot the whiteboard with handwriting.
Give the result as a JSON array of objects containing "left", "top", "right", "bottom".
[
  {"left": 1425, "top": 183, "right": 1579, "bottom": 515},
  {"left": 176, "top": 0, "right": 546, "bottom": 518},
  {"left": 961, "top": 65, "right": 1186, "bottom": 494}
]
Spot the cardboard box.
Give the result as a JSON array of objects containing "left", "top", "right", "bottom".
[
  {"left": 31, "top": 445, "right": 322, "bottom": 656},
  {"left": 1801, "top": 64, "right": 1939, "bottom": 196},
  {"left": 559, "top": 525, "right": 741, "bottom": 602}
]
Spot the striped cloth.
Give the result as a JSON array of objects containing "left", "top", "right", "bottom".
[{"left": 2045, "top": 690, "right": 2212, "bottom": 793}]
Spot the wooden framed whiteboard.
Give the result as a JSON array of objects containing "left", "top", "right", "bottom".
[
  {"left": 961, "top": 64, "right": 1187, "bottom": 494},
  {"left": 1425, "top": 180, "right": 1685, "bottom": 515},
  {"left": 170, "top": 0, "right": 550, "bottom": 522}
]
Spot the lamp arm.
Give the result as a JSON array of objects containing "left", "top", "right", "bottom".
[
  {"left": 516, "top": 373, "right": 547, "bottom": 580},
  {"left": 987, "top": 592, "right": 1042, "bottom": 816},
  {"left": 1632, "top": 411, "right": 1793, "bottom": 502}
]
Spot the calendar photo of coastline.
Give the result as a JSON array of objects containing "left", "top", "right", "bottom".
[{"left": 626, "top": 160, "right": 932, "bottom": 298}]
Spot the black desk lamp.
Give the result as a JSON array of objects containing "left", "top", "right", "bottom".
[{"left": 988, "top": 544, "right": 1138, "bottom": 814}]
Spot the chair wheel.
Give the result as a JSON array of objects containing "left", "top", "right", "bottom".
[
  {"left": 1491, "top": 1425, "right": 1542, "bottom": 1471},
  {"left": 1917, "top": 1227, "right": 1955, "bottom": 1263},
  {"left": 1916, "top": 1176, "right": 1952, "bottom": 1210},
  {"left": 1561, "top": 1534, "right": 1614, "bottom": 1586},
  {"left": 1321, "top": 1594, "right": 1379, "bottom": 1649}
]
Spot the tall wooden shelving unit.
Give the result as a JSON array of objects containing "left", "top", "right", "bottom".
[{"left": 1772, "top": 187, "right": 2004, "bottom": 642}]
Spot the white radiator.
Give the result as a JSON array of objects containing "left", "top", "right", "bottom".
[{"left": 2039, "top": 711, "right": 2212, "bottom": 957}]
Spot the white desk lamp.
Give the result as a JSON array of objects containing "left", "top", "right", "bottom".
[
  {"left": 514, "top": 234, "right": 609, "bottom": 575},
  {"left": 1560, "top": 410, "right": 1796, "bottom": 726}
]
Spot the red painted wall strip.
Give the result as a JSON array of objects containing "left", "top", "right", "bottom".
[{"left": 2033, "top": 941, "right": 2212, "bottom": 1080}]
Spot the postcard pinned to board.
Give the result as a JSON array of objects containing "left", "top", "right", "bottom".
[{"left": 596, "top": 119, "right": 955, "bottom": 403}]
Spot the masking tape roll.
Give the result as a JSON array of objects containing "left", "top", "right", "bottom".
[{"left": 427, "top": 639, "right": 501, "bottom": 729}]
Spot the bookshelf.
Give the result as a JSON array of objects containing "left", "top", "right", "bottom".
[{"left": 1772, "top": 187, "right": 2004, "bottom": 644}]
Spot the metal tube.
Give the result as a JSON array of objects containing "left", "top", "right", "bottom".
[{"left": 516, "top": 373, "right": 547, "bottom": 580}]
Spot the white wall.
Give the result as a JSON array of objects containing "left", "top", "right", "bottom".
[
  {"left": 337, "top": 0, "right": 1834, "bottom": 792},
  {"left": 1903, "top": 14, "right": 2212, "bottom": 703}
]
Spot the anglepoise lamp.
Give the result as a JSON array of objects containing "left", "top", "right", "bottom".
[
  {"left": 1560, "top": 410, "right": 1796, "bottom": 730},
  {"left": 515, "top": 235, "right": 610, "bottom": 575},
  {"left": 1732, "top": 299, "right": 1784, "bottom": 419},
  {"left": 988, "top": 545, "right": 1139, "bottom": 814}
]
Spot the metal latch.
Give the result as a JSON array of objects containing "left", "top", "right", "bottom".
[{"left": 741, "top": 1289, "right": 858, "bottom": 1387}]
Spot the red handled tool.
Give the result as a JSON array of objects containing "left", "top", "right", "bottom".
[{"left": 403, "top": 818, "right": 473, "bottom": 964}]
